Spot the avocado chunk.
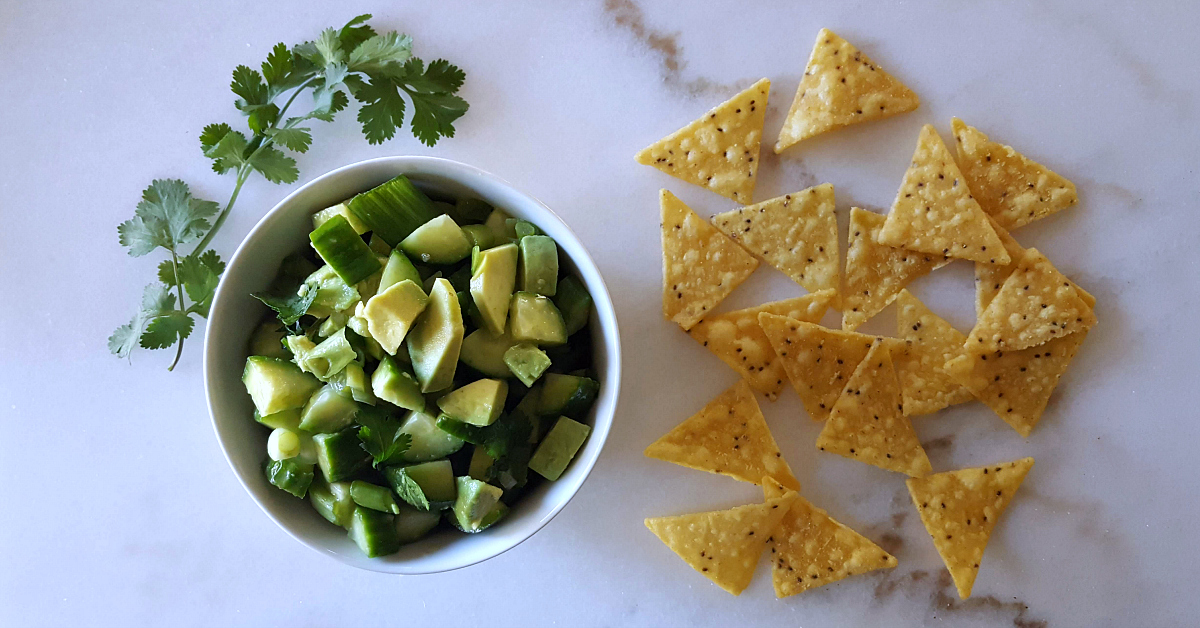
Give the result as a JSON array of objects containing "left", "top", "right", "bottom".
[
  {"left": 528, "top": 417, "right": 591, "bottom": 481},
  {"left": 363, "top": 279, "right": 429, "bottom": 355},
  {"left": 468, "top": 446, "right": 495, "bottom": 480},
  {"left": 329, "top": 362, "right": 375, "bottom": 405},
  {"left": 406, "top": 279, "right": 464, "bottom": 393},
  {"left": 447, "top": 499, "right": 508, "bottom": 533},
  {"left": 437, "top": 379, "right": 509, "bottom": 426},
  {"left": 379, "top": 248, "right": 422, "bottom": 293},
  {"left": 384, "top": 460, "right": 456, "bottom": 511},
  {"left": 254, "top": 406, "right": 302, "bottom": 431},
  {"left": 394, "top": 504, "right": 442, "bottom": 544},
  {"left": 298, "top": 384, "right": 359, "bottom": 433},
  {"left": 459, "top": 329, "right": 520, "bottom": 378},
  {"left": 450, "top": 477, "right": 504, "bottom": 532},
  {"left": 399, "top": 214, "right": 472, "bottom": 264},
  {"left": 314, "top": 429, "right": 371, "bottom": 482},
  {"left": 461, "top": 224, "right": 495, "bottom": 250},
  {"left": 309, "top": 478, "right": 356, "bottom": 528},
  {"left": 483, "top": 208, "right": 515, "bottom": 243},
  {"left": 538, "top": 373, "right": 600, "bottom": 420},
  {"left": 503, "top": 343, "right": 551, "bottom": 387},
  {"left": 350, "top": 480, "right": 402, "bottom": 514},
  {"left": 248, "top": 321, "right": 290, "bottom": 360},
  {"left": 348, "top": 507, "right": 401, "bottom": 557},
  {"left": 396, "top": 410, "right": 465, "bottom": 462},
  {"left": 243, "top": 356, "right": 322, "bottom": 416},
  {"left": 371, "top": 356, "right": 425, "bottom": 412},
  {"left": 470, "top": 243, "right": 518, "bottom": 335},
  {"left": 312, "top": 202, "right": 369, "bottom": 235},
  {"left": 509, "top": 292, "right": 568, "bottom": 346},
  {"left": 518, "top": 235, "right": 558, "bottom": 296}
]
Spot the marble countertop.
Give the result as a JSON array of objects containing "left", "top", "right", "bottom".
[{"left": 2, "top": 1, "right": 1198, "bottom": 626}]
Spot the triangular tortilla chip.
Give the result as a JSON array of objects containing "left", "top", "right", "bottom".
[
  {"left": 816, "top": 339, "right": 931, "bottom": 476},
  {"left": 975, "top": 220, "right": 1095, "bottom": 316},
  {"left": 645, "top": 380, "right": 801, "bottom": 489},
  {"left": 775, "top": 28, "right": 919, "bottom": 153},
  {"left": 906, "top": 458, "right": 1034, "bottom": 599},
  {"left": 952, "top": 118, "right": 1078, "bottom": 231},
  {"left": 636, "top": 79, "right": 770, "bottom": 203},
  {"left": 645, "top": 492, "right": 797, "bottom": 595},
  {"left": 687, "top": 290, "right": 836, "bottom": 399},
  {"left": 945, "top": 331, "right": 1088, "bottom": 437},
  {"left": 759, "top": 314, "right": 883, "bottom": 421},
  {"left": 762, "top": 478, "right": 897, "bottom": 597},
  {"left": 878, "top": 125, "right": 1009, "bottom": 265},
  {"left": 966, "top": 247, "right": 1096, "bottom": 353},
  {"left": 893, "top": 290, "right": 974, "bottom": 416},
  {"left": 711, "top": 184, "right": 839, "bottom": 294},
  {"left": 661, "top": 189, "right": 759, "bottom": 330},
  {"left": 843, "top": 207, "right": 950, "bottom": 331}
]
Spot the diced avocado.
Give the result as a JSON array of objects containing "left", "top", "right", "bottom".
[
  {"left": 458, "top": 289, "right": 488, "bottom": 331},
  {"left": 509, "top": 292, "right": 567, "bottom": 346},
  {"left": 384, "top": 460, "right": 456, "bottom": 511},
  {"left": 287, "top": 328, "right": 357, "bottom": 381},
  {"left": 518, "top": 235, "right": 559, "bottom": 296},
  {"left": 243, "top": 356, "right": 323, "bottom": 416},
  {"left": 348, "top": 507, "right": 401, "bottom": 557},
  {"left": 299, "top": 384, "right": 359, "bottom": 433},
  {"left": 511, "top": 386, "right": 544, "bottom": 443},
  {"left": 350, "top": 480, "right": 402, "bottom": 514},
  {"left": 248, "top": 321, "right": 290, "bottom": 359},
  {"left": 528, "top": 417, "right": 591, "bottom": 481},
  {"left": 447, "top": 263, "right": 473, "bottom": 293},
  {"left": 317, "top": 311, "right": 349, "bottom": 337},
  {"left": 459, "top": 329, "right": 520, "bottom": 378},
  {"left": 468, "top": 445, "right": 495, "bottom": 480},
  {"left": 303, "top": 264, "right": 361, "bottom": 317},
  {"left": 437, "top": 379, "right": 508, "bottom": 426},
  {"left": 399, "top": 215, "right": 472, "bottom": 264},
  {"left": 313, "top": 202, "right": 369, "bottom": 235},
  {"left": 310, "top": 214, "right": 382, "bottom": 285},
  {"left": 346, "top": 174, "right": 438, "bottom": 247},
  {"left": 355, "top": 259, "right": 387, "bottom": 302},
  {"left": 503, "top": 343, "right": 551, "bottom": 387},
  {"left": 483, "top": 208, "right": 515, "bottom": 243},
  {"left": 538, "top": 373, "right": 600, "bottom": 420},
  {"left": 394, "top": 504, "right": 441, "bottom": 544},
  {"left": 379, "top": 248, "right": 422, "bottom": 293},
  {"left": 367, "top": 233, "right": 392, "bottom": 256},
  {"left": 314, "top": 429, "right": 370, "bottom": 482},
  {"left": 330, "top": 363, "right": 375, "bottom": 405},
  {"left": 255, "top": 407, "right": 302, "bottom": 431},
  {"left": 554, "top": 276, "right": 592, "bottom": 336},
  {"left": 407, "top": 279, "right": 464, "bottom": 393},
  {"left": 362, "top": 280, "right": 429, "bottom": 355},
  {"left": 461, "top": 224, "right": 495, "bottom": 249},
  {"left": 397, "top": 410, "right": 465, "bottom": 462},
  {"left": 450, "top": 477, "right": 504, "bottom": 533},
  {"left": 309, "top": 478, "right": 356, "bottom": 528},
  {"left": 470, "top": 243, "right": 518, "bottom": 335},
  {"left": 509, "top": 219, "right": 538, "bottom": 239},
  {"left": 371, "top": 356, "right": 425, "bottom": 412},
  {"left": 265, "top": 459, "right": 314, "bottom": 498},
  {"left": 452, "top": 197, "right": 494, "bottom": 224}
]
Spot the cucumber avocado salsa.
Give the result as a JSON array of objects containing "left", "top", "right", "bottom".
[{"left": 241, "top": 174, "right": 599, "bottom": 558}]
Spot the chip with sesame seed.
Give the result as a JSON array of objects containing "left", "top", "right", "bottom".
[
  {"left": 644, "top": 380, "right": 801, "bottom": 489},
  {"left": 710, "top": 184, "right": 840, "bottom": 294},
  {"left": 660, "top": 189, "right": 759, "bottom": 330},
  {"left": 644, "top": 491, "right": 797, "bottom": 595},
  {"left": 635, "top": 79, "right": 770, "bottom": 203},
  {"left": 906, "top": 458, "right": 1034, "bottom": 599},
  {"left": 762, "top": 477, "right": 897, "bottom": 598},
  {"left": 687, "top": 290, "right": 836, "bottom": 399},
  {"left": 843, "top": 207, "right": 950, "bottom": 331},
  {"left": 893, "top": 290, "right": 974, "bottom": 416}
]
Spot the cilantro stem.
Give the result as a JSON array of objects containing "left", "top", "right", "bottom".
[
  {"left": 276, "top": 77, "right": 318, "bottom": 123},
  {"left": 166, "top": 247, "right": 188, "bottom": 372},
  {"left": 193, "top": 165, "right": 252, "bottom": 255}
]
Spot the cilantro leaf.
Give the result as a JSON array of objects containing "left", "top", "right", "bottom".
[
  {"left": 347, "top": 32, "right": 412, "bottom": 72},
  {"left": 203, "top": 129, "right": 249, "bottom": 174},
  {"left": 141, "top": 311, "right": 195, "bottom": 349},
  {"left": 109, "top": 283, "right": 177, "bottom": 357},
  {"left": 252, "top": 284, "right": 316, "bottom": 331},
  {"left": 407, "top": 90, "right": 469, "bottom": 146},
  {"left": 117, "top": 180, "right": 219, "bottom": 256},
  {"left": 200, "top": 123, "right": 234, "bottom": 153},
  {"left": 353, "top": 58, "right": 469, "bottom": 146},
  {"left": 262, "top": 42, "right": 312, "bottom": 97},
  {"left": 247, "top": 145, "right": 298, "bottom": 183},
  {"left": 357, "top": 410, "right": 412, "bottom": 467},
  {"left": 231, "top": 65, "right": 268, "bottom": 110},
  {"left": 354, "top": 77, "right": 407, "bottom": 144},
  {"left": 313, "top": 28, "right": 344, "bottom": 66},
  {"left": 267, "top": 126, "right": 312, "bottom": 153},
  {"left": 307, "top": 89, "right": 349, "bottom": 123},
  {"left": 179, "top": 250, "right": 224, "bottom": 317},
  {"left": 338, "top": 14, "right": 377, "bottom": 53}
]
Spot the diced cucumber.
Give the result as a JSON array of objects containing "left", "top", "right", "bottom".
[
  {"left": 459, "top": 329, "right": 520, "bottom": 378},
  {"left": 503, "top": 343, "right": 551, "bottom": 387},
  {"left": 265, "top": 459, "right": 314, "bottom": 498},
  {"left": 302, "top": 265, "right": 360, "bottom": 317},
  {"left": 459, "top": 289, "right": 488, "bottom": 331},
  {"left": 348, "top": 507, "right": 401, "bottom": 557},
  {"left": 355, "top": 260, "right": 387, "bottom": 302},
  {"left": 371, "top": 356, "right": 425, "bottom": 412},
  {"left": 350, "top": 480, "right": 402, "bottom": 514},
  {"left": 511, "top": 386, "right": 544, "bottom": 443},
  {"left": 347, "top": 175, "right": 438, "bottom": 246},
  {"left": 394, "top": 504, "right": 442, "bottom": 544},
  {"left": 280, "top": 252, "right": 319, "bottom": 281},
  {"left": 317, "top": 311, "right": 349, "bottom": 337},
  {"left": 313, "top": 202, "right": 369, "bottom": 235},
  {"left": 314, "top": 429, "right": 370, "bottom": 482},
  {"left": 432, "top": 200, "right": 457, "bottom": 216},
  {"left": 452, "top": 197, "right": 494, "bottom": 224},
  {"left": 509, "top": 292, "right": 567, "bottom": 346},
  {"left": 528, "top": 417, "right": 591, "bottom": 481},
  {"left": 554, "top": 276, "right": 592, "bottom": 336},
  {"left": 299, "top": 384, "right": 360, "bottom": 433},
  {"left": 461, "top": 224, "right": 495, "bottom": 250},
  {"left": 367, "top": 233, "right": 392, "bottom": 256},
  {"left": 255, "top": 407, "right": 302, "bottom": 431},
  {"left": 384, "top": 460, "right": 456, "bottom": 511},
  {"left": 483, "top": 209, "right": 515, "bottom": 243},
  {"left": 407, "top": 279, "right": 464, "bottom": 393},
  {"left": 363, "top": 280, "right": 429, "bottom": 355},
  {"left": 518, "top": 235, "right": 558, "bottom": 296},
  {"left": 248, "top": 321, "right": 290, "bottom": 360},
  {"left": 437, "top": 379, "right": 508, "bottom": 426},
  {"left": 329, "top": 363, "right": 375, "bottom": 405},
  {"left": 399, "top": 215, "right": 472, "bottom": 264},
  {"left": 447, "top": 263, "right": 473, "bottom": 293},
  {"left": 309, "top": 478, "right": 355, "bottom": 528},
  {"left": 289, "top": 328, "right": 357, "bottom": 381},
  {"left": 468, "top": 446, "right": 494, "bottom": 480},
  {"left": 379, "top": 248, "right": 423, "bottom": 293},
  {"left": 538, "top": 373, "right": 599, "bottom": 419},
  {"left": 450, "top": 477, "right": 504, "bottom": 533},
  {"left": 243, "top": 356, "right": 322, "bottom": 416},
  {"left": 397, "top": 410, "right": 465, "bottom": 462},
  {"left": 310, "top": 214, "right": 382, "bottom": 285},
  {"left": 470, "top": 243, "right": 518, "bottom": 335}
]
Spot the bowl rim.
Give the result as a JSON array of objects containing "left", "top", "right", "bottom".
[{"left": 203, "top": 155, "right": 622, "bottom": 574}]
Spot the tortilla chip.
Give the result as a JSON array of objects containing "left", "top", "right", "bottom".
[
  {"left": 645, "top": 380, "right": 801, "bottom": 489},
  {"left": 976, "top": 220, "right": 1095, "bottom": 316},
  {"left": 843, "top": 207, "right": 949, "bottom": 331},
  {"left": 661, "top": 189, "right": 759, "bottom": 330},
  {"left": 966, "top": 247, "right": 1096, "bottom": 353},
  {"left": 762, "top": 478, "right": 897, "bottom": 597},
  {"left": 952, "top": 118, "right": 1078, "bottom": 231},
  {"left": 906, "top": 457, "right": 1034, "bottom": 599},
  {"left": 775, "top": 28, "right": 919, "bottom": 153},
  {"left": 687, "top": 290, "right": 836, "bottom": 399},
  {"left": 816, "top": 339, "right": 931, "bottom": 476},
  {"left": 893, "top": 290, "right": 974, "bottom": 416},
  {"left": 636, "top": 79, "right": 770, "bottom": 203},
  {"left": 945, "top": 331, "right": 1088, "bottom": 437},
  {"left": 759, "top": 315, "right": 883, "bottom": 421},
  {"left": 877, "top": 125, "right": 1008, "bottom": 265},
  {"left": 711, "top": 184, "right": 839, "bottom": 294},
  {"left": 644, "top": 491, "right": 797, "bottom": 595}
]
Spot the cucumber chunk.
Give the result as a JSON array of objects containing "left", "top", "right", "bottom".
[
  {"left": 538, "top": 373, "right": 599, "bottom": 419},
  {"left": 397, "top": 410, "right": 465, "bottom": 462},
  {"left": 309, "top": 478, "right": 355, "bottom": 528},
  {"left": 287, "top": 329, "right": 356, "bottom": 381},
  {"left": 329, "top": 362, "right": 375, "bottom": 405},
  {"left": 384, "top": 460, "right": 456, "bottom": 511},
  {"left": 371, "top": 356, "right": 425, "bottom": 412},
  {"left": 437, "top": 379, "right": 508, "bottom": 426},
  {"left": 450, "top": 477, "right": 504, "bottom": 533},
  {"left": 363, "top": 280, "right": 429, "bottom": 355},
  {"left": 348, "top": 507, "right": 401, "bottom": 557},
  {"left": 347, "top": 175, "right": 438, "bottom": 247},
  {"left": 509, "top": 292, "right": 567, "bottom": 347},
  {"left": 503, "top": 343, "right": 551, "bottom": 387},
  {"left": 379, "top": 248, "right": 423, "bottom": 293},
  {"left": 461, "top": 224, "right": 495, "bottom": 250},
  {"left": 350, "top": 480, "right": 402, "bottom": 514},
  {"left": 470, "top": 243, "right": 518, "bottom": 335},
  {"left": 367, "top": 233, "right": 392, "bottom": 256},
  {"left": 459, "top": 329, "right": 520, "bottom": 378},
  {"left": 394, "top": 504, "right": 441, "bottom": 544},
  {"left": 483, "top": 209, "right": 515, "bottom": 243},
  {"left": 407, "top": 279, "right": 464, "bottom": 393},
  {"left": 554, "top": 276, "right": 592, "bottom": 336},
  {"left": 248, "top": 321, "right": 290, "bottom": 360},
  {"left": 299, "top": 384, "right": 360, "bottom": 433},
  {"left": 302, "top": 265, "right": 361, "bottom": 317},
  {"left": 528, "top": 417, "right": 591, "bottom": 481},
  {"left": 310, "top": 214, "right": 382, "bottom": 285},
  {"left": 265, "top": 459, "right": 314, "bottom": 498},
  {"left": 243, "top": 356, "right": 322, "bottom": 416},
  {"left": 518, "top": 235, "right": 558, "bottom": 296},
  {"left": 313, "top": 202, "right": 369, "bottom": 235},
  {"left": 399, "top": 215, "right": 472, "bottom": 264},
  {"left": 254, "top": 407, "right": 302, "bottom": 431},
  {"left": 452, "top": 197, "right": 494, "bottom": 225},
  {"left": 314, "top": 429, "right": 371, "bottom": 482}
]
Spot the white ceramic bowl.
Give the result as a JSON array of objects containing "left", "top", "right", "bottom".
[{"left": 204, "top": 156, "right": 621, "bottom": 574}]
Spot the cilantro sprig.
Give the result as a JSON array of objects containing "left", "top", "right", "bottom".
[
  {"left": 110, "top": 15, "right": 469, "bottom": 369},
  {"left": 357, "top": 410, "right": 413, "bottom": 467}
]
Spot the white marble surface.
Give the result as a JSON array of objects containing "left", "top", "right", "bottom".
[{"left": 2, "top": 1, "right": 1198, "bottom": 626}]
